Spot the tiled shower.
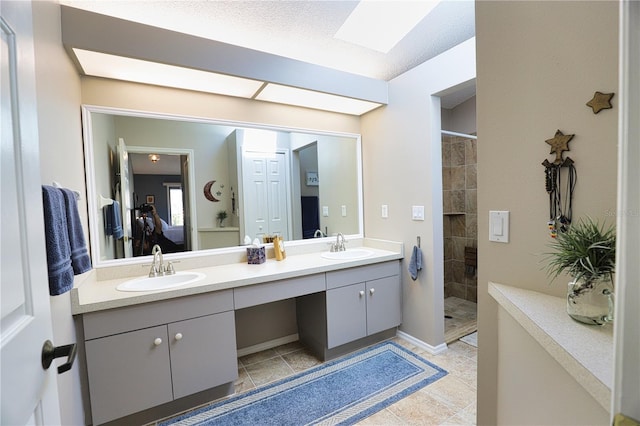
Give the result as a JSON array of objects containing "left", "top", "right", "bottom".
[{"left": 442, "top": 133, "right": 478, "bottom": 303}]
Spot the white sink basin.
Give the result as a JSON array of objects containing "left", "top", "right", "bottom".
[
  {"left": 321, "top": 248, "right": 374, "bottom": 260},
  {"left": 117, "top": 271, "right": 206, "bottom": 292}
]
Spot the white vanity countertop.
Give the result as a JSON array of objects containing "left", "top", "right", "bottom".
[
  {"left": 72, "top": 241, "right": 403, "bottom": 315},
  {"left": 488, "top": 282, "right": 613, "bottom": 411}
]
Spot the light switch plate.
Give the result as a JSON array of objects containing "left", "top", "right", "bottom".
[
  {"left": 341, "top": 205, "right": 347, "bottom": 217},
  {"left": 489, "top": 211, "right": 509, "bottom": 243},
  {"left": 381, "top": 204, "right": 388, "bottom": 218},
  {"left": 412, "top": 205, "right": 425, "bottom": 221},
  {"left": 322, "top": 206, "right": 329, "bottom": 217}
]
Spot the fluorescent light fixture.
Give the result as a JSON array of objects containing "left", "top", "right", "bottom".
[
  {"left": 335, "top": 0, "right": 440, "bottom": 53},
  {"left": 256, "top": 83, "right": 382, "bottom": 116},
  {"left": 73, "top": 48, "right": 263, "bottom": 98}
]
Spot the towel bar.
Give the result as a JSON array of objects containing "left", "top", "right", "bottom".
[{"left": 99, "top": 194, "right": 114, "bottom": 208}]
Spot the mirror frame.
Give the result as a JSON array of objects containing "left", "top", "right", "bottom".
[{"left": 81, "top": 104, "right": 364, "bottom": 268}]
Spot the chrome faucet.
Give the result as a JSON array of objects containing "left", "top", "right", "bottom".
[
  {"left": 149, "top": 244, "right": 164, "bottom": 277},
  {"left": 313, "top": 229, "right": 324, "bottom": 238},
  {"left": 331, "top": 233, "right": 347, "bottom": 252}
]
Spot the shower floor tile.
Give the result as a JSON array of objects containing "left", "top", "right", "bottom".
[{"left": 444, "top": 297, "right": 477, "bottom": 344}]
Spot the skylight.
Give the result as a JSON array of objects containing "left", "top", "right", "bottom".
[{"left": 334, "top": 0, "right": 441, "bottom": 53}]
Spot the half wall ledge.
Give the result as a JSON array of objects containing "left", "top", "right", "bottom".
[{"left": 488, "top": 282, "right": 613, "bottom": 411}]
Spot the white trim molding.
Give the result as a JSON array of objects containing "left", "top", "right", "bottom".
[
  {"left": 612, "top": 1, "right": 640, "bottom": 422},
  {"left": 396, "top": 330, "right": 448, "bottom": 355}
]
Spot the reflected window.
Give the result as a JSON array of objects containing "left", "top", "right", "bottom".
[{"left": 167, "top": 185, "right": 184, "bottom": 226}]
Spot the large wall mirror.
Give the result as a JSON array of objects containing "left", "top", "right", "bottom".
[{"left": 82, "top": 105, "right": 363, "bottom": 266}]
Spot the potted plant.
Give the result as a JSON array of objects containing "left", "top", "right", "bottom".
[
  {"left": 544, "top": 217, "right": 616, "bottom": 325},
  {"left": 216, "top": 210, "right": 228, "bottom": 228}
]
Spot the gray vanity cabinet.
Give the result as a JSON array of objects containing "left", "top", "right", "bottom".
[
  {"left": 326, "top": 283, "right": 367, "bottom": 347},
  {"left": 84, "top": 325, "right": 174, "bottom": 424},
  {"left": 298, "top": 261, "right": 401, "bottom": 358},
  {"left": 326, "top": 268, "right": 401, "bottom": 348},
  {"left": 81, "top": 290, "right": 237, "bottom": 425},
  {"left": 168, "top": 311, "right": 237, "bottom": 399}
]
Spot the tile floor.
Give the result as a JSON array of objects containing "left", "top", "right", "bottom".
[
  {"left": 444, "top": 297, "right": 478, "bottom": 344},
  {"left": 156, "top": 335, "right": 477, "bottom": 425}
]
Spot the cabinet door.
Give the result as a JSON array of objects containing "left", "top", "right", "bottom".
[
  {"left": 326, "top": 283, "right": 366, "bottom": 348},
  {"left": 168, "top": 311, "right": 238, "bottom": 399},
  {"left": 85, "top": 325, "right": 172, "bottom": 425},
  {"left": 366, "top": 276, "right": 402, "bottom": 336}
]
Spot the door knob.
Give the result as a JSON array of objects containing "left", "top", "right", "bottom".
[
  {"left": 369, "top": 288, "right": 375, "bottom": 295},
  {"left": 154, "top": 338, "right": 163, "bottom": 346},
  {"left": 41, "top": 340, "right": 77, "bottom": 374},
  {"left": 359, "top": 290, "right": 365, "bottom": 297},
  {"left": 175, "top": 333, "right": 183, "bottom": 341}
]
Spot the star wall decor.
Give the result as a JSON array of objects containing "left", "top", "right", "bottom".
[
  {"left": 586, "top": 91, "right": 614, "bottom": 114},
  {"left": 545, "top": 129, "right": 574, "bottom": 165}
]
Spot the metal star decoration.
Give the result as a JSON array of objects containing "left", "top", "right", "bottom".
[
  {"left": 545, "top": 130, "right": 574, "bottom": 165},
  {"left": 586, "top": 91, "right": 614, "bottom": 114}
]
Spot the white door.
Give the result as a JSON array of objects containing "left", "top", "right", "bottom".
[
  {"left": 242, "top": 152, "right": 290, "bottom": 241},
  {"left": 1, "top": 1, "right": 61, "bottom": 424},
  {"left": 117, "top": 138, "right": 133, "bottom": 257},
  {"left": 265, "top": 154, "right": 289, "bottom": 239}
]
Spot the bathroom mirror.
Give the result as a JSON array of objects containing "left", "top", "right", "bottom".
[{"left": 81, "top": 105, "right": 363, "bottom": 266}]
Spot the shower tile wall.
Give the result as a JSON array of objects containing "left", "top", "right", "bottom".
[{"left": 443, "top": 135, "right": 477, "bottom": 302}]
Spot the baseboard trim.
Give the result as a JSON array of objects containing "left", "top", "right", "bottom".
[
  {"left": 237, "top": 333, "right": 299, "bottom": 357},
  {"left": 396, "top": 330, "right": 448, "bottom": 355}
]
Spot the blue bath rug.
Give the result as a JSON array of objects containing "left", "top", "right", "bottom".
[{"left": 161, "top": 341, "right": 447, "bottom": 426}]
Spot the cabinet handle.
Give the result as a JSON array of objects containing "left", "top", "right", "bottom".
[
  {"left": 153, "top": 338, "right": 162, "bottom": 346},
  {"left": 359, "top": 290, "right": 365, "bottom": 297},
  {"left": 369, "top": 288, "right": 375, "bottom": 295},
  {"left": 175, "top": 333, "right": 183, "bottom": 341}
]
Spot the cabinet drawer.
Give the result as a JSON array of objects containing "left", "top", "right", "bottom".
[
  {"left": 326, "top": 261, "right": 399, "bottom": 290},
  {"left": 234, "top": 273, "right": 325, "bottom": 309},
  {"left": 83, "top": 289, "right": 234, "bottom": 340}
]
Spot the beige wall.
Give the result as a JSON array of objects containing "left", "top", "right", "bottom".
[
  {"left": 81, "top": 77, "right": 360, "bottom": 136},
  {"left": 476, "top": 2, "right": 619, "bottom": 424},
  {"left": 32, "top": 1, "right": 86, "bottom": 424},
  {"left": 361, "top": 39, "right": 476, "bottom": 347}
]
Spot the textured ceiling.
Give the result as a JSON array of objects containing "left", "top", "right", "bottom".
[{"left": 60, "top": 0, "right": 475, "bottom": 82}]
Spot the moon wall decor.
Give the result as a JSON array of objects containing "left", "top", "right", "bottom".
[{"left": 203, "top": 180, "right": 220, "bottom": 202}]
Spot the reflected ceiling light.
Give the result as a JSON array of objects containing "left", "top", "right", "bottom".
[
  {"left": 148, "top": 154, "right": 160, "bottom": 163},
  {"left": 73, "top": 48, "right": 263, "bottom": 98},
  {"left": 256, "top": 83, "right": 382, "bottom": 116},
  {"left": 335, "top": 0, "right": 441, "bottom": 53}
]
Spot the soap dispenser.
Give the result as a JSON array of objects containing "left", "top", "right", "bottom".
[{"left": 273, "top": 236, "right": 286, "bottom": 261}]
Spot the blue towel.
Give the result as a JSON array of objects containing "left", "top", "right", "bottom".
[
  {"left": 60, "top": 188, "right": 92, "bottom": 274},
  {"left": 408, "top": 245, "right": 423, "bottom": 281},
  {"left": 42, "top": 186, "right": 74, "bottom": 295},
  {"left": 104, "top": 204, "right": 113, "bottom": 236},
  {"left": 111, "top": 201, "right": 124, "bottom": 240}
]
